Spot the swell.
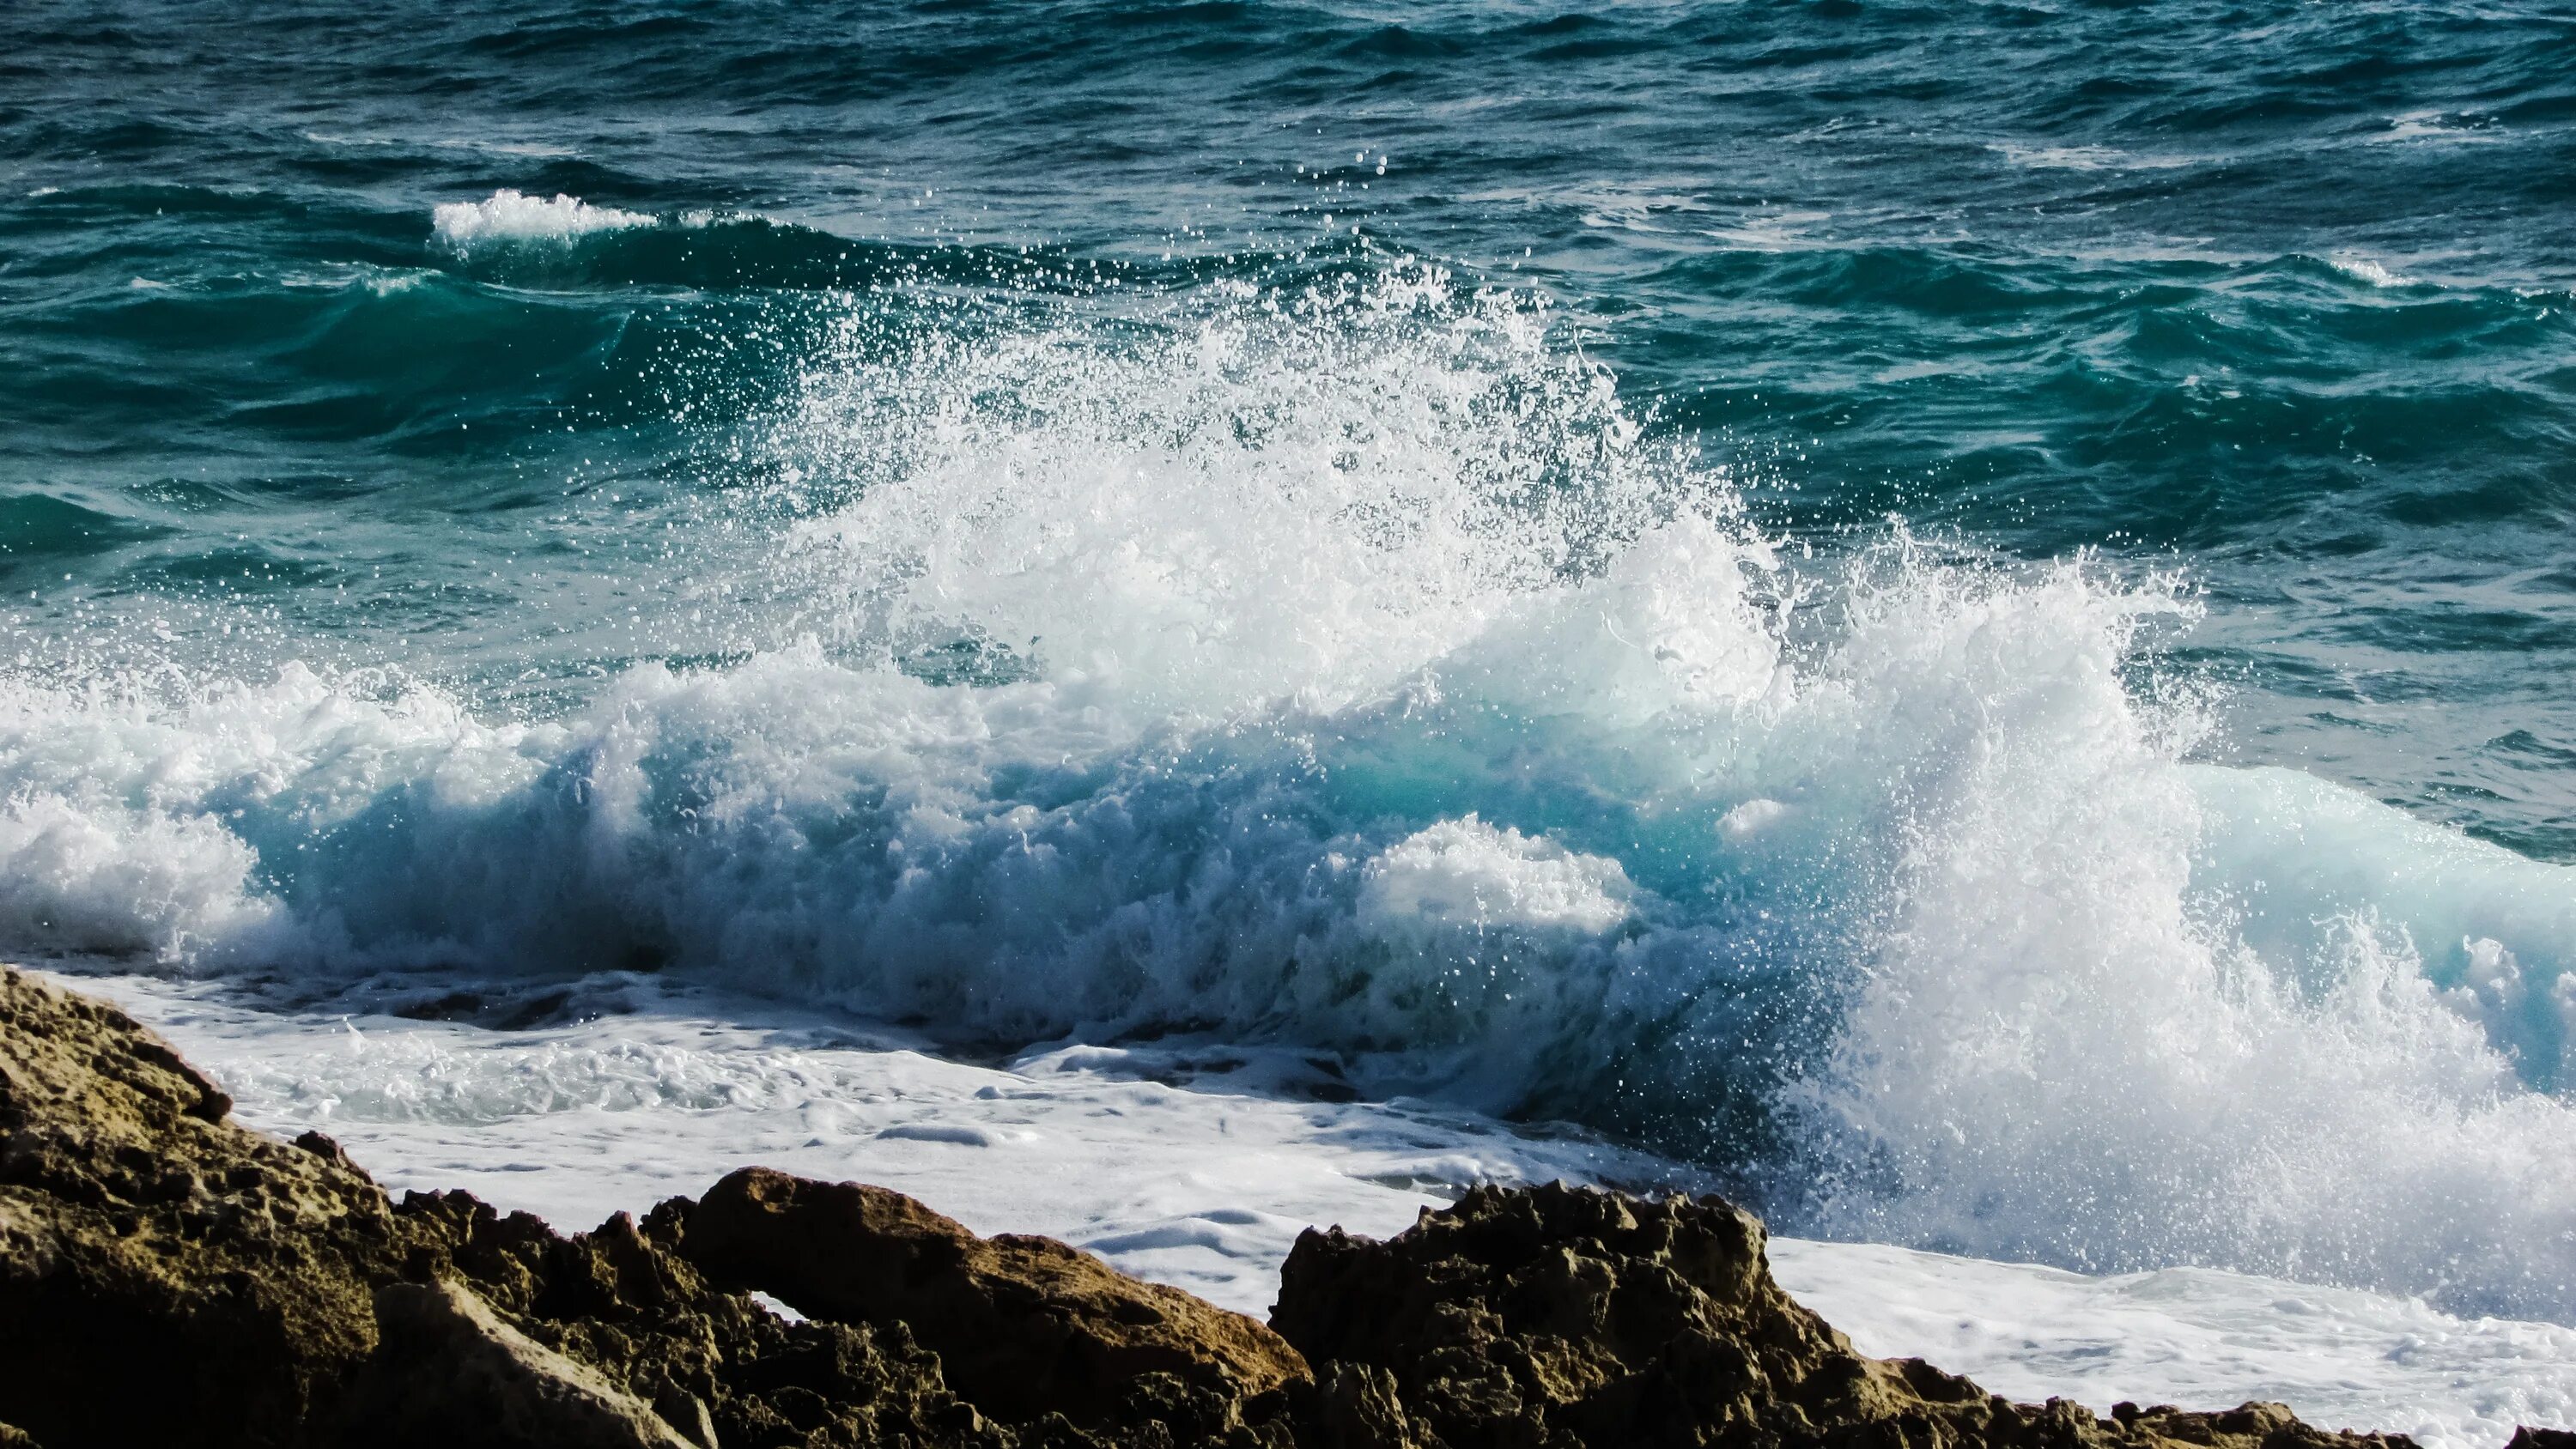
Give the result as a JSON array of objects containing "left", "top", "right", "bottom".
[
  {"left": 0, "top": 184, "right": 1236, "bottom": 483},
  {"left": 23, "top": 0, "right": 2562, "bottom": 134},
  {"left": 1639, "top": 246, "right": 2576, "bottom": 545},
  {"left": 428, "top": 195, "right": 1029, "bottom": 293}
]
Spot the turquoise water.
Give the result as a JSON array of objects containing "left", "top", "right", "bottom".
[{"left": 9, "top": 1, "right": 2576, "bottom": 1318}]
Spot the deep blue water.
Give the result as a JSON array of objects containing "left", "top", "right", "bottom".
[
  {"left": 9, "top": 0, "right": 2576, "bottom": 853},
  {"left": 9, "top": 1, "right": 2576, "bottom": 1315}
]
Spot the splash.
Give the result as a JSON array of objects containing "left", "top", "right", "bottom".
[
  {"left": 5, "top": 261, "right": 2576, "bottom": 1319},
  {"left": 770, "top": 264, "right": 1728, "bottom": 717}
]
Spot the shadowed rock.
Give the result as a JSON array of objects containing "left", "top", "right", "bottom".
[
  {"left": 1273, "top": 1180, "right": 2421, "bottom": 1449},
  {"left": 0, "top": 968, "right": 1009, "bottom": 1449},
  {"left": 0, "top": 965, "right": 405, "bottom": 1445},
  {"left": 344, "top": 1279, "right": 698, "bottom": 1448},
  {"left": 683, "top": 1164, "right": 1309, "bottom": 1429}
]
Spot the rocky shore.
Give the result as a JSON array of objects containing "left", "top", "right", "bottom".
[{"left": 0, "top": 965, "right": 2543, "bottom": 1449}]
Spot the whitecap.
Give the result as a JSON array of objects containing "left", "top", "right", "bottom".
[{"left": 429, "top": 188, "right": 653, "bottom": 250}]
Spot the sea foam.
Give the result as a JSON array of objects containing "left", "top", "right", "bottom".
[
  {"left": 429, "top": 188, "right": 653, "bottom": 249},
  {"left": 5, "top": 263, "right": 2576, "bottom": 1320},
  {"left": 1358, "top": 816, "right": 1638, "bottom": 938}
]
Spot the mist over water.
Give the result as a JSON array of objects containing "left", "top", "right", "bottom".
[{"left": 8, "top": 0, "right": 2576, "bottom": 1325}]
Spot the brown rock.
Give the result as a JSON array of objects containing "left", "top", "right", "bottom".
[
  {"left": 345, "top": 1280, "right": 697, "bottom": 1448},
  {"left": 683, "top": 1165, "right": 1310, "bottom": 1429},
  {"left": 1271, "top": 1181, "right": 2427, "bottom": 1449},
  {"left": 0, "top": 968, "right": 1010, "bottom": 1449},
  {"left": 0, "top": 965, "right": 407, "bottom": 1446},
  {"left": 1306, "top": 1363, "right": 1428, "bottom": 1449},
  {"left": 385, "top": 1186, "right": 1015, "bottom": 1449}
]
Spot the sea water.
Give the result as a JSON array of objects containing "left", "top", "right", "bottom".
[{"left": 6, "top": 2, "right": 2576, "bottom": 1441}]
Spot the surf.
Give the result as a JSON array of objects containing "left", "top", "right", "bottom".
[{"left": 5, "top": 252, "right": 2575, "bottom": 1323}]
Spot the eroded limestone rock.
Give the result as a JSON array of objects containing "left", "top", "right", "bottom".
[
  {"left": 0, "top": 966, "right": 406, "bottom": 1446},
  {"left": 345, "top": 1279, "right": 697, "bottom": 1448},
  {"left": 1272, "top": 1181, "right": 2423, "bottom": 1449},
  {"left": 0, "top": 968, "right": 1007, "bottom": 1449},
  {"left": 683, "top": 1165, "right": 1309, "bottom": 1435}
]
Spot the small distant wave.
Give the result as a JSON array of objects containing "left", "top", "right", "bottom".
[
  {"left": 2371, "top": 110, "right": 2506, "bottom": 146},
  {"left": 1988, "top": 143, "right": 2197, "bottom": 172},
  {"left": 420, "top": 189, "right": 958, "bottom": 291},
  {"left": 2326, "top": 253, "right": 2409, "bottom": 288},
  {"left": 430, "top": 189, "right": 653, "bottom": 250}
]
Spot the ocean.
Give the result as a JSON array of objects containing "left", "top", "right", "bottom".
[{"left": 6, "top": 0, "right": 2576, "bottom": 1439}]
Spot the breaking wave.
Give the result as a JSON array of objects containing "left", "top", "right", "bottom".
[{"left": 6, "top": 261, "right": 2576, "bottom": 1319}]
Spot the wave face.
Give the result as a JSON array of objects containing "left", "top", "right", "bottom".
[
  {"left": 7, "top": 259, "right": 2576, "bottom": 1321},
  {"left": 8, "top": 0, "right": 2576, "bottom": 1327}
]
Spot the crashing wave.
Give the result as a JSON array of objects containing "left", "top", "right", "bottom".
[{"left": 5, "top": 261, "right": 2576, "bottom": 1319}]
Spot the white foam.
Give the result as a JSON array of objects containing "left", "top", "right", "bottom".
[
  {"left": 2329, "top": 254, "right": 2409, "bottom": 288},
  {"left": 779, "top": 265, "right": 1720, "bottom": 719},
  {"left": 1797, "top": 567, "right": 2576, "bottom": 1315},
  {"left": 429, "top": 189, "right": 653, "bottom": 249},
  {"left": 5, "top": 262, "right": 2576, "bottom": 1330},
  {"left": 1772, "top": 1239, "right": 2576, "bottom": 1449},
  {"left": 0, "top": 794, "right": 280, "bottom": 959},
  {"left": 1990, "top": 143, "right": 2198, "bottom": 172},
  {"left": 1358, "top": 816, "right": 1637, "bottom": 937},
  {"left": 52, "top": 968, "right": 1681, "bottom": 1314},
  {"left": 1719, "top": 797, "right": 1790, "bottom": 838},
  {"left": 2373, "top": 111, "right": 2505, "bottom": 146}
]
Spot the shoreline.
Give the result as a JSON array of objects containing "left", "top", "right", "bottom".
[{"left": 3, "top": 963, "right": 2563, "bottom": 1449}]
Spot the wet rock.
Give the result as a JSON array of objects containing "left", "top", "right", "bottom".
[
  {"left": 1273, "top": 1180, "right": 2424, "bottom": 1449},
  {"left": 683, "top": 1165, "right": 1309, "bottom": 1433}
]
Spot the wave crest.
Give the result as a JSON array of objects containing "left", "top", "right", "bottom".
[{"left": 430, "top": 188, "right": 653, "bottom": 249}]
